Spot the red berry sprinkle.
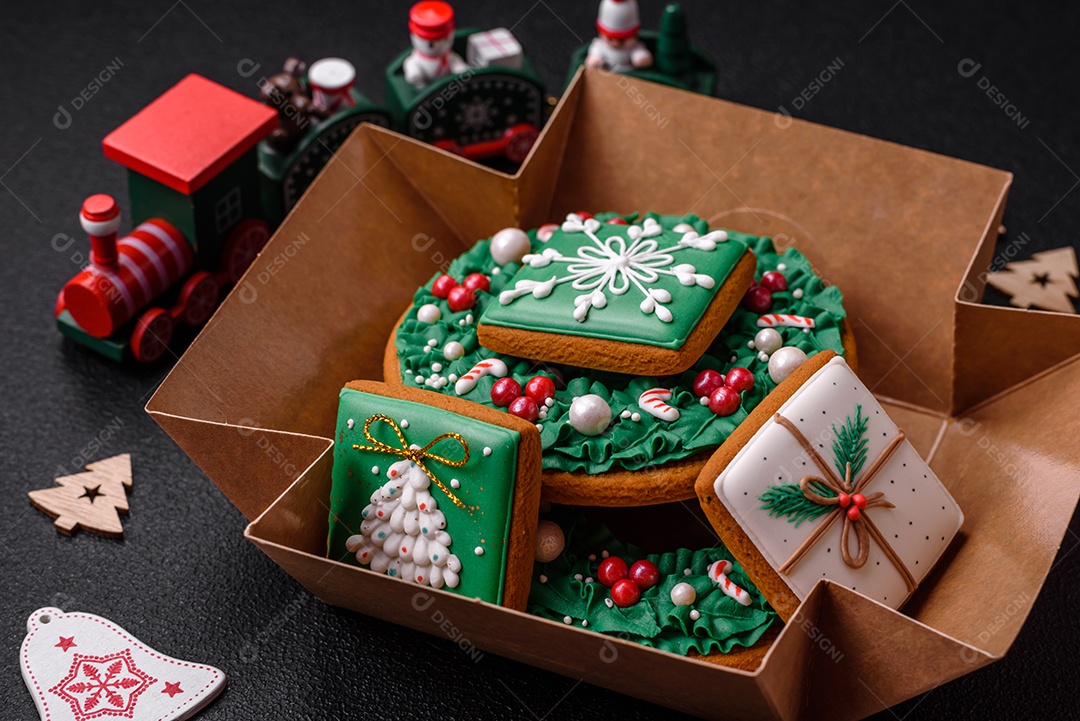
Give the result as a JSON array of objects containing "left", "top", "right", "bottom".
[
  {"left": 524, "top": 376, "right": 556, "bottom": 404},
  {"left": 490, "top": 378, "right": 522, "bottom": 407},
  {"left": 597, "top": 557, "right": 629, "bottom": 588},
  {"left": 692, "top": 369, "right": 725, "bottom": 398},
  {"left": 508, "top": 396, "right": 539, "bottom": 422},
  {"left": 708, "top": 386, "right": 742, "bottom": 417},
  {"left": 743, "top": 286, "right": 773, "bottom": 313},
  {"left": 610, "top": 578, "right": 642, "bottom": 607},
  {"left": 447, "top": 285, "right": 476, "bottom": 312},
  {"left": 725, "top": 367, "right": 755, "bottom": 394},
  {"left": 432, "top": 274, "right": 457, "bottom": 299},
  {"left": 759, "top": 271, "right": 788, "bottom": 293},
  {"left": 605, "top": 217, "right": 629, "bottom": 225},
  {"left": 629, "top": 560, "right": 660, "bottom": 591},
  {"left": 463, "top": 273, "right": 490, "bottom": 293}
]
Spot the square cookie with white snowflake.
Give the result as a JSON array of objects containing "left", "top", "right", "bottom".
[
  {"left": 327, "top": 381, "right": 542, "bottom": 610},
  {"left": 477, "top": 213, "right": 756, "bottom": 375},
  {"left": 695, "top": 352, "right": 963, "bottom": 620}
]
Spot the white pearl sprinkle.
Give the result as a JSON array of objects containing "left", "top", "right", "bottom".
[
  {"left": 371, "top": 466, "right": 380, "bottom": 475},
  {"left": 474, "top": 546, "right": 484, "bottom": 556},
  {"left": 588, "top": 554, "right": 596, "bottom": 561},
  {"left": 620, "top": 410, "right": 631, "bottom": 419},
  {"left": 432, "top": 362, "right": 443, "bottom": 372},
  {"left": 545, "top": 397, "right": 554, "bottom": 408},
  {"left": 405, "top": 368, "right": 413, "bottom": 375},
  {"left": 758, "top": 351, "right": 770, "bottom": 362},
  {"left": 793, "top": 288, "right": 804, "bottom": 299},
  {"left": 458, "top": 319, "right": 466, "bottom": 325},
  {"left": 582, "top": 620, "right": 588, "bottom": 627},
  {"left": 427, "top": 339, "right": 438, "bottom": 347},
  {"left": 401, "top": 419, "right": 409, "bottom": 429},
  {"left": 449, "top": 373, "right": 458, "bottom": 382},
  {"left": 492, "top": 267, "right": 501, "bottom": 275},
  {"left": 574, "top": 573, "right": 583, "bottom": 580},
  {"left": 347, "top": 419, "right": 355, "bottom": 429},
  {"left": 539, "top": 574, "right": 548, "bottom": 583},
  {"left": 535, "top": 423, "right": 543, "bottom": 432},
  {"left": 604, "top": 598, "right": 613, "bottom": 608},
  {"left": 747, "top": 340, "right": 755, "bottom": 349},
  {"left": 601, "top": 550, "right": 610, "bottom": 558},
  {"left": 683, "top": 568, "right": 692, "bottom": 576},
  {"left": 777, "top": 263, "right": 787, "bottom": 271},
  {"left": 483, "top": 447, "right": 492, "bottom": 456},
  {"left": 689, "top": 609, "right": 701, "bottom": 621},
  {"left": 465, "top": 314, "right": 474, "bottom": 324},
  {"left": 415, "top": 375, "right": 424, "bottom": 384},
  {"left": 563, "top": 615, "right": 572, "bottom": 625},
  {"left": 699, "top": 396, "right": 709, "bottom": 406},
  {"left": 584, "top": 577, "right": 593, "bottom": 584},
  {"left": 631, "top": 412, "right": 641, "bottom": 422},
  {"left": 730, "top": 354, "right": 737, "bottom": 363},
  {"left": 669, "top": 582, "right": 697, "bottom": 607},
  {"left": 450, "top": 478, "right": 460, "bottom": 489},
  {"left": 804, "top": 327, "right": 811, "bottom": 333},
  {"left": 416, "top": 303, "right": 441, "bottom": 324}
]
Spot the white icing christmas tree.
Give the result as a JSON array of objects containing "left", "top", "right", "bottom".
[{"left": 346, "top": 459, "right": 461, "bottom": 589}]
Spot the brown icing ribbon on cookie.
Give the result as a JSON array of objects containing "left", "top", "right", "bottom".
[{"left": 773, "top": 414, "right": 917, "bottom": 593}]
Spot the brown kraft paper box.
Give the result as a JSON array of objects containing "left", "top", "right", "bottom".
[{"left": 147, "top": 69, "right": 1080, "bottom": 720}]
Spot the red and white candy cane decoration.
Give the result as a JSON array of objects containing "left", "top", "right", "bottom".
[
  {"left": 536, "top": 223, "right": 559, "bottom": 242},
  {"left": 708, "top": 560, "right": 752, "bottom": 606},
  {"left": 454, "top": 358, "right": 509, "bottom": 395},
  {"left": 637, "top": 388, "right": 680, "bottom": 421},
  {"left": 756, "top": 314, "right": 816, "bottom": 329}
]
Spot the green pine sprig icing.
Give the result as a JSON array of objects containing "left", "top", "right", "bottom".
[
  {"left": 759, "top": 481, "right": 836, "bottom": 527},
  {"left": 758, "top": 405, "right": 869, "bottom": 526},
  {"left": 831, "top": 404, "right": 868, "bottom": 479}
]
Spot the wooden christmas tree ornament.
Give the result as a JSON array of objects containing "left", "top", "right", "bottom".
[
  {"left": 28, "top": 454, "right": 133, "bottom": 538},
  {"left": 986, "top": 246, "right": 1079, "bottom": 313}
]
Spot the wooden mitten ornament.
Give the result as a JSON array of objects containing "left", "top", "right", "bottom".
[
  {"left": 29, "top": 454, "right": 132, "bottom": 537},
  {"left": 20, "top": 607, "right": 226, "bottom": 721}
]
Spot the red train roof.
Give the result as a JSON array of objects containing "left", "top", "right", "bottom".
[{"left": 102, "top": 74, "right": 277, "bottom": 195}]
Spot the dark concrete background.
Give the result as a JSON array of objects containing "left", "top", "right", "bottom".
[{"left": 1, "top": 1, "right": 1077, "bottom": 718}]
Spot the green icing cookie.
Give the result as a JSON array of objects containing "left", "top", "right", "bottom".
[
  {"left": 328, "top": 388, "right": 520, "bottom": 605},
  {"left": 393, "top": 212, "right": 848, "bottom": 475},
  {"left": 480, "top": 216, "right": 748, "bottom": 349},
  {"left": 528, "top": 511, "right": 777, "bottom": 656}
]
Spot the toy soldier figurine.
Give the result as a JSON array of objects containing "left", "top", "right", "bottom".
[
  {"left": 585, "top": 0, "right": 653, "bottom": 73},
  {"left": 404, "top": 1, "right": 469, "bottom": 89}
]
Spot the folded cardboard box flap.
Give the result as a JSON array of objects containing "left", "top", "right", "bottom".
[{"left": 147, "top": 70, "right": 1079, "bottom": 719}]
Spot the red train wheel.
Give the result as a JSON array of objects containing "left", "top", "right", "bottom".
[
  {"left": 221, "top": 219, "right": 270, "bottom": 284},
  {"left": 131, "top": 308, "right": 174, "bottom": 363},
  {"left": 504, "top": 123, "right": 539, "bottom": 164},
  {"left": 178, "top": 271, "right": 219, "bottom": 326}
]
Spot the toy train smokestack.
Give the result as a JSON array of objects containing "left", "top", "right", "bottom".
[
  {"left": 62, "top": 195, "right": 193, "bottom": 339},
  {"left": 80, "top": 194, "right": 121, "bottom": 270}
]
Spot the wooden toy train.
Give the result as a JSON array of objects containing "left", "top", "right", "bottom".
[{"left": 56, "top": 0, "right": 712, "bottom": 363}]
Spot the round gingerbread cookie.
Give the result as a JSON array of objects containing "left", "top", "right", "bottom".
[{"left": 385, "top": 212, "right": 856, "bottom": 506}]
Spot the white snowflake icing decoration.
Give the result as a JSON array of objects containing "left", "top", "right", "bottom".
[{"left": 497, "top": 215, "right": 727, "bottom": 323}]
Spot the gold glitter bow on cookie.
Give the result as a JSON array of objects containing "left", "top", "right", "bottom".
[
  {"left": 353, "top": 414, "right": 473, "bottom": 510},
  {"left": 773, "top": 414, "right": 916, "bottom": 593}
]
